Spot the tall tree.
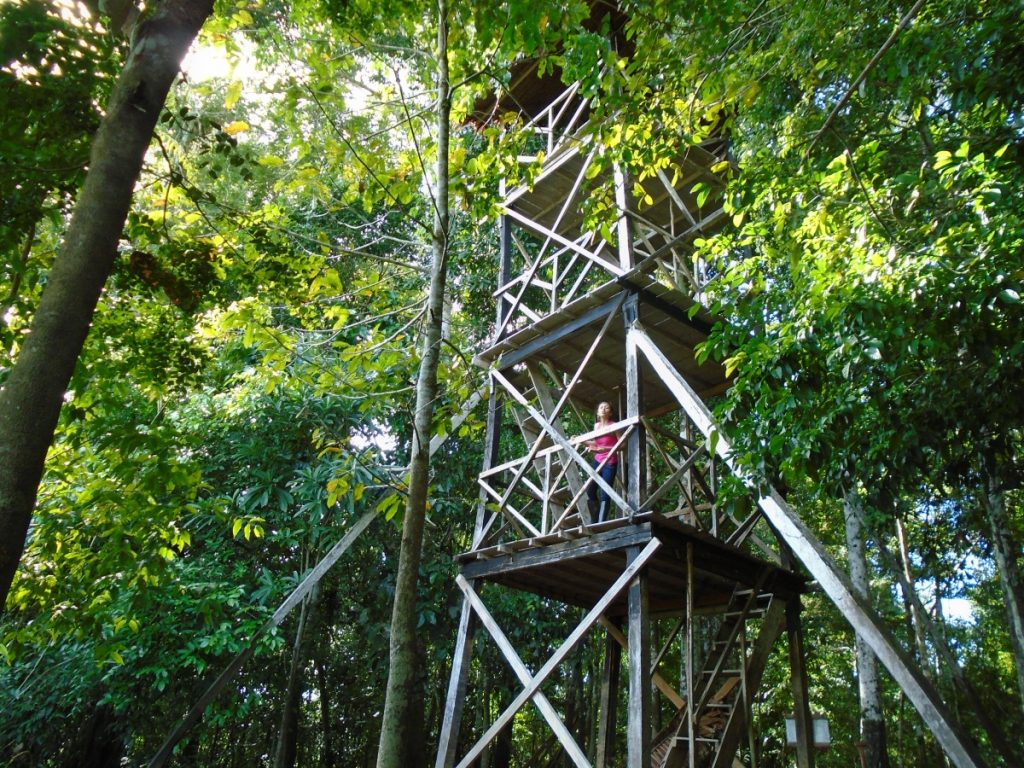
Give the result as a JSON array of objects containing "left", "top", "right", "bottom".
[
  {"left": 376, "top": 2, "right": 451, "bottom": 764},
  {"left": 0, "top": 0, "right": 214, "bottom": 607}
]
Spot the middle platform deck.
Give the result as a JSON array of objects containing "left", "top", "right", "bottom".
[{"left": 457, "top": 513, "right": 805, "bottom": 619}]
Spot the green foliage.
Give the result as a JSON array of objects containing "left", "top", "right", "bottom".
[
  {"left": 0, "top": 0, "right": 122, "bottom": 363},
  {"left": 3, "top": 0, "right": 1022, "bottom": 765}
]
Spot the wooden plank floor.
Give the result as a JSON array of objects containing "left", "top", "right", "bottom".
[{"left": 458, "top": 513, "right": 805, "bottom": 618}]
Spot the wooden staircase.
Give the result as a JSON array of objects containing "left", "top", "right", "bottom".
[{"left": 651, "top": 582, "right": 774, "bottom": 768}]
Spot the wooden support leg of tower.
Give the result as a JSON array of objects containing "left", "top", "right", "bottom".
[
  {"left": 624, "top": 294, "right": 645, "bottom": 516},
  {"left": 630, "top": 323, "right": 990, "bottom": 768},
  {"left": 596, "top": 622, "right": 622, "bottom": 768},
  {"left": 786, "top": 597, "right": 814, "bottom": 768},
  {"left": 435, "top": 591, "right": 477, "bottom": 768},
  {"left": 627, "top": 544, "right": 652, "bottom": 768}
]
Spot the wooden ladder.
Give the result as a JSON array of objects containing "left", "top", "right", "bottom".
[{"left": 651, "top": 581, "right": 772, "bottom": 768}]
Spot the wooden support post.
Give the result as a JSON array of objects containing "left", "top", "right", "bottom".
[
  {"left": 596, "top": 621, "right": 622, "bottom": 768},
  {"left": 613, "top": 162, "right": 636, "bottom": 272},
  {"left": 626, "top": 545, "right": 651, "bottom": 768},
  {"left": 435, "top": 590, "right": 477, "bottom": 768},
  {"left": 624, "top": 295, "right": 645, "bottom": 516},
  {"left": 686, "top": 541, "right": 696, "bottom": 768},
  {"left": 498, "top": 195, "right": 512, "bottom": 329},
  {"left": 787, "top": 597, "right": 814, "bottom": 768},
  {"left": 473, "top": 382, "right": 504, "bottom": 548}
]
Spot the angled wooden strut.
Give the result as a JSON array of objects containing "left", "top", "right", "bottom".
[
  {"left": 629, "top": 322, "right": 989, "bottom": 768},
  {"left": 441, "top": 537, "right": 663, "bottom": 768}
]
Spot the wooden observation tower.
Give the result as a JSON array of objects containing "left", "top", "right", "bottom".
[{"left": 434, "top": 16, "right": 988, "bottom": 768}]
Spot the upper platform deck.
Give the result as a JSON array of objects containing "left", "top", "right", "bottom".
[{"left": 475, "top": 274, "right": 728, "bottom": 415}]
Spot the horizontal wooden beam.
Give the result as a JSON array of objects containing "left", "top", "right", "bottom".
[
  {"left": 461, "top": 523, "right": 653, "bottom": 580},
  {"left": 493, "top": 293, "right": 625, "bottom": 371}
]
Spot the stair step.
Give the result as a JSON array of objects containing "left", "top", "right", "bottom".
[{"left": 724, "top": 609, "right": 765, "bottom": 618}]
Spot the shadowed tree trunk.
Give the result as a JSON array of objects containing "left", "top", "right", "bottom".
[
  {"left": 61, "top": 701, "right": 123, "bottom": 768},
  {"left": 315, "top": 652, "right": 336, "bottom": 768},
  {"left": 274, "top": 583, "right": 320, "bottom": 768},
  {"left": 0, "top": 0, "right": 215, "bottom": 608},
  {"left": 375, "top": 2, "right": 450, "bottom": 766}
]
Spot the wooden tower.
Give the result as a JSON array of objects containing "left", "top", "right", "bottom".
[{"left": 434, "top": 22, "right": 988, "bottom": 768}]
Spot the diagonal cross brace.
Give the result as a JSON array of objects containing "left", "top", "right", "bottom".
[
  {"left": 630, "top": 324, "right": 988, "bottom": 768},
  {"left": 453, "top": 537, "right": 663, "bottom": 768},
  {"left": 492, "top": 369, "right": 630, "bottom": 517},
  {"left": 455, "top": 578, "right": 590, "bottom": 768}
]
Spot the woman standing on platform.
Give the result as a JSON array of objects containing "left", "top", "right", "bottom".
[{"left": 585, "top": 401, "right": 618, "bottom": 523}]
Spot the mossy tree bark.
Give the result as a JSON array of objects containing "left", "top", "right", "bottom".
[{"left": 0, "top": 0, "right": 215, "bottom": 608}]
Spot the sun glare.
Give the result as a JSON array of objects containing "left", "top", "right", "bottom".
[{"left": 181, "top": 43, "right": 235, "bottom": 82}]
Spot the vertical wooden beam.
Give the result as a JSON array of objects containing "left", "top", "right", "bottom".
[
  {"left": 473, "top": 382, "right": 504, "bottom": 548},
  {"left": 624, "top": 295, "right": 644, "bottom": 516},
  {"left": 596, "top": 622, "right": 622, "bottom": 768},
  {"left": 472, "top": 207, "right": 512, "bottom": 546},
  {"left": 787, "top": 597, "right": 814, "bottom": 768},
  {"left": 686, "top": 541, "right": 696, "bottom": 768},
  {"left": 435, "top": 591, "right": 477, "bottom": 768},
  {"left": 497, "top": 196, "right": 512, "bottom": 331},
  {"left": 613, "top": 162, "right": 636, "bottom": 272},
  {"left": 626, "top": 545, "right": 651, "bottom": 768}
]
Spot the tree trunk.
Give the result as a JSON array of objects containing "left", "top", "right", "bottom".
[
  {"left": 375, "top": 3, "right": 450, "bottom": 767},
  {"left": 0, "top": 0, "right": 215, "bottom": 608},
  {"left": 843, "top": 491, "right": 890, "bottom": 768},
  {"left": 894, "top": 517, "right": 931, "bottom": 669},
  {"left": 316, "top": 653, "right": 336, "bottom": 768},
  {"left": 62, "top": 701, "right": 123, "bottom": 768},
  {"left": 274, "top": 585, "right": 317, "bottom": 768},
  {"left": 875, "top": 514, "right": 1018, "bottom": 764},
  {"left": 980, "top": 450, "right": 1024, "bottom": 718}
]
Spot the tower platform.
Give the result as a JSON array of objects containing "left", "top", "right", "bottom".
[{"left": 458, "top": 513, "right": 806, "bottom": 618}]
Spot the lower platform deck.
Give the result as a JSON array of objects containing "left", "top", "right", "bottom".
[{"left": 457, "top": 513, "right": 805, "bottom": 618}]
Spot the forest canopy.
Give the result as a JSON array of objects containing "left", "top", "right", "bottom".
[{"left": 1, "top": 0, "right": 1022, "bottom": 767}]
